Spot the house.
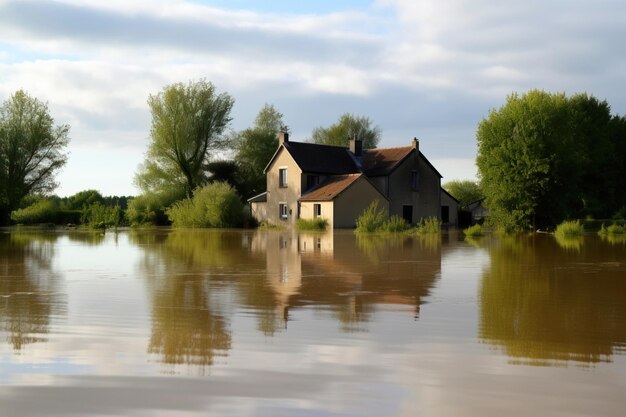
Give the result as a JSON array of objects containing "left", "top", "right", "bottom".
[
  {"left": 466, "top": 198, "right": 489, "bottom": 224},
  {"left": 248, "top": 131, "right": 446, "bottom": 228},
  {"left": 440, "top": 188, "right": 460, "bottom": 227}
]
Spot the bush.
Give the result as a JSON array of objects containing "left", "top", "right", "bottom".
[
  {"left": 10, "top": 198, "right": 58, "bottom": 224},
  {"left": 555, "top": 220, "right": 584, "bottom": 237},
  {"left": 381, "top": 215, "right": 411, "bottom": 233},
  {"left": 81, "top": 202, "right": 123, "bottom": 229},
  {"left": 297, "top": 218, "right": 328, "bottom": 231},
  {"left": 599, "top": 223, "right": 625, "bottom": 236},
  {"left": 415, "top": 216, "right": 441, "bottom": 235},
  {"left": 355, "top": 201, "right": 387, "bottom": 233},
  {"left": 126, "top": 190, "right": 182, "bottom": 226},
  {"left": 166, "top": 182, "right": 244, "bottom": 228},
  {"left": 463, "top": 224, "right": 483, "bottom": 237}
]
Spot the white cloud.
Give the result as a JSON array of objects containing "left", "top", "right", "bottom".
[{"left": 1, "top": 0, "right": 625, "bottom": 195}]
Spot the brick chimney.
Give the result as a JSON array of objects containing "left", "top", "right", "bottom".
[
  {"left": 412, "top": 137, "right": 419, "bottom": 151},
  {"left": 349, "top": 137, "right": 363, "bottom": 157},
  {"left": 278, "top": 130, "right": 289, "bottom": 146}
]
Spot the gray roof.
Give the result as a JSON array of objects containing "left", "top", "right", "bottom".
[{"left": 282, "top": 142, "right": 359, "bottom": 174}]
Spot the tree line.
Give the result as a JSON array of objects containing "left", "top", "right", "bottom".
[
  {"left": 0, "top": 81, "right": 381, "bottom": 227},
  {"left": 2, "top": 83, "right": 625, "bottom": 230}
]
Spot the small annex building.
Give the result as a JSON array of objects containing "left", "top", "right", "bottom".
[{"left": 249, "top": 131, "right": 448, "bottom": 228}]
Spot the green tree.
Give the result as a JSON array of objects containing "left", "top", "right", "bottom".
[
  {"left": 442, "top": 180, "right": 483, "bottom": 208},
  {"left": 477, "top": 90, "right": 626, "bottom": 231},
  {"left": 311, "top": 113, "right": 381, "bottom": 149},
  {"left": 231, "top": 104, "right": 286, "bottom": 197},
  {"left": 60, "top": 189, "right": 104, "bottom": 210},
  {"left": 0, "top": 90, "right": 69, "bottom": 224},
  {"left": 135, "top": 80, "right": 235, "bottom": 198}
]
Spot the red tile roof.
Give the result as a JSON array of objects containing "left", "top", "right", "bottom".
[
  {"left": 300, "top": 174, "right": 363, "bottom": 201},
  {"left": 361, "top": 146, "right": 414, "bottom": 176}
]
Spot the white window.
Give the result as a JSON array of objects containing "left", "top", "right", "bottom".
[
  {"left": 314, "top": 204, "right": 321, "bottom": 218},
  {"left": 279, "top": 168, "right": 287, "bottom": 188},
  {"left": 279, "top": 203, "right": 288, "bottom": 219}
]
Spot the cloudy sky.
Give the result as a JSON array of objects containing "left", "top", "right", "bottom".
[{"left": 1, "top": 0, "right": 625, "bottom": 196}]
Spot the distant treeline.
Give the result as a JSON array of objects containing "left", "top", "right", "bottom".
[{"left": 10, "top": 190, "right": 133, "bottom": 228}]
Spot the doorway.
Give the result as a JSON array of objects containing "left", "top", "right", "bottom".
[{"left": 402, "top": 205, "right": 413, "bottom": 225}]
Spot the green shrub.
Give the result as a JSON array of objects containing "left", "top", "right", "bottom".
[
  {"left": 463, "top": 224, "right": 484, "bottom": 237},
  {"left": 297, "top": 218, "right": 328, "bottom": 231},
  {"left": 555, "top": 220, "right": 584, "bottom": 237},
  {"left": 381, "top": 215, "right": 411, "bottom": 233},
  {"left": 599, "top": 223, "right": 625, "bottom": 236},
  {"left": 126, "top": 189, "right": 182, "bottom": 226},
  {"left": 81, "top": 202, "right": 123, "bottom": 229},
  {"left": 355, "top": 201, "right": 387, "bottom": 233},
  {"left": 57, "top": 210, "right": 82, "bottom": 225},
  {"left": 415, "top": 216, "right": 441, "bottom": 235},
  {"left": 166, "top": 182, "right": 244, "bottom": 228},
  {"left": 10, "top": 198, "right": 58, "bottom": 224}
]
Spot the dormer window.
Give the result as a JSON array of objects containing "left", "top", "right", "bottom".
[{"left": 279, "top": 168, "right": 287, "bottom": 188}]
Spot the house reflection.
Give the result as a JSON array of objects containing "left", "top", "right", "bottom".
[
  {"left": 252, "top": 230, "right": 442, "bottom": 331},
  {"left": 0, "top": 233, "right": 64, "bottom": 351},
  {"left": 479, "top": 234, "right": 626, "bottom": 366}
]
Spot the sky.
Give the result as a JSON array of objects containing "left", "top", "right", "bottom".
[{"left": 1, "top": 0, "right": 625, "bottom": 197}]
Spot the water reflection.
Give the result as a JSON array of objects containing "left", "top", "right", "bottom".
[
  {"left": 134, "top": 229, "right": 442, "bottom": 368},
  {"left": 0, "top": 233, "right": 64, "bottom": 351},
  {"left": 132, "top": 231, "right": 234, "bottom": 371},
  {"left": 554, "top": 233, "right": 584, "bottom": 251},
  {"left": 480, "top": 234, "right": 626, "bottom": 366}
]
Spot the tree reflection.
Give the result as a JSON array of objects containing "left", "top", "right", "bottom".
[
  {"left": 134, "top": 228, "right": 444, "bottom": 369},
  {"left": 135, "top": 230, "right": 236, "bottom": 371},
  {"left": 147, "top": 272, "right": 231, "bottom": 368},
  {"left": 480, "top": 234, "right": 626, "bottom": 366},
  {"left": 0, "top": 232, "right": 63, "bottom": 351}
]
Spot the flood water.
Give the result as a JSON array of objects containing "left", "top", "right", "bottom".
[{"left": 1, "top": 229, "right": 626, "bottom": 416}]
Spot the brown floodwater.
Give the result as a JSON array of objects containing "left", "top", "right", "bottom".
[{"left": 1, "top": 229, "right": 625, "bottom": 416}]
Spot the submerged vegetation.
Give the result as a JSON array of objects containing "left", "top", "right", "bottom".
[
  {"left": 598, "top": 223, "right": 626, "bottom": 236},
  {"left": 297, "top": 218, "right": 328, "bottom": 231},
  {"left": 463, "top": 224, "right": 484, "bottom": 237},
  {"left": 555, "top": 220, "right": 584, "bottom": 237},
  {"left": 414, "top": 217, "right": 441, "bottom": 235},
  {"left": 355, "top": 201, "right": 387, "bottom": 233}
]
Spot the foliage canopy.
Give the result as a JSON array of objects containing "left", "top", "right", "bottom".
[
  {"left": 442, "top": 180, "right": 483, "bottom": 208},
  {"left": 231, "top": 104, "right": 286, "bottom": 197},
  {"left": 476, "top": 90, "right": 626, "bottom": 231},
  {"left": 135, "top": 80, "right": 234, "bottom": 198},
  {"left": 311, "top": 113, "right": 381, "bottom": 149},
  {"left": 0, "top": 90, "right": 69, "bottom": 223}
]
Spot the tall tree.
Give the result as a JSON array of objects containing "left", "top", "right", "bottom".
[
  {"left": 442, "top": 180, "right": 483, "bottom": 208},
  {"left": 0, "top": 90, "right": 69, "bottom": 224},
  {"left": 311, "top": 113, "right": 381, "bottom": 149},
  {"left": 135, "top": 80, "right": 235, "bottom": 198},
  {"left": 232, "top": 104, "right": 286, "bottom": 197},
  {"left": 476, "top": 90, "right": 625, "bottom": 231}
]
